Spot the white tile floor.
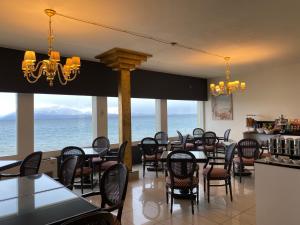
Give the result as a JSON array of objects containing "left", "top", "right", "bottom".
[{"left": 78, "top": 164, "right": 256, "bottom": 225}]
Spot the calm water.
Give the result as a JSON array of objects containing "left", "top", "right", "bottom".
[{"left": 0, "top": 114, "right": 197, "bottom": 156}]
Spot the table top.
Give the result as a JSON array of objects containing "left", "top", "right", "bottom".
[
  {"left": 81, "top": 147, "right": 108, "bottom": 157},
  {"left": 138, "top": 140, "right": 169, "bottom": 146},
  {"left": 160, "top": 150, "right": 207, "bottom": 162},
  {"left": 0, "top": 160, "right": 22, "bottom": 172},
  {"left": 0, "top": 174, "right": 97, "bottom": 225}
]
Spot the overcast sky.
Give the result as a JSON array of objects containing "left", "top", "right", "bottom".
[{"left": 0, "top": 93, "right": 197, "bottom": 117}]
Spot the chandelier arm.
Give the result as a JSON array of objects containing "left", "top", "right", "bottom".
[
  {"left": 65, "top": 71, "right": 78, "bottom": 81},
  {"left": 28, "top": 61, "right": 44, "bottom": 79},
  {"left": 57, "top": 64, "right": 68, "bottom": 85}
]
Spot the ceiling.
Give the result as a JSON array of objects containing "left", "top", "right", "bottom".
[{"left": 0, "top": 0, "right": 300, "bottom": 78}]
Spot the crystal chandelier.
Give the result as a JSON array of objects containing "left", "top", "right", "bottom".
[
  {"left": 209, "top": 57, "right": 246, "bottom": 96},
  {"left": 21, "top": 9, "right": 80, "bottom": 86}
]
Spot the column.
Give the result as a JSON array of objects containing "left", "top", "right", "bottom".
[
  {"left": 92, "top": 96, "right": 108, "bottom": 140},
  {"left": 197, "top": 101, "right": 205, "bottom": 130},
  {"left": 155, "top": 99, "right": 168, "bottom": 132}
]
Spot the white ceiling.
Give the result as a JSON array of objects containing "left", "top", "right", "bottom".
[{"left": 0, "top": 0, "right": 300, "bottom": 78}]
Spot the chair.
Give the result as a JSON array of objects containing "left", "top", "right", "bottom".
[
  {"left": 0, "top": 152, "right": 43, "bottom": 178},
  {"left": 61, "top": 211, "right": 114, "bottom": 225},
  {"left": 57, "top": 156, "right": 78, "bottom": 190},
  {"left": 97, "top": 141, "right": 128, "bottom": 181},
  {"left": 61, "top": 146, "right": 92, "bottom": 193},
  {"left": 170, "top": 131, "right": 184, "bottom": 150},
  {"left": 92, "top": 136, "right": 111, "bottom": 164},
  {"left": 83, "top": 163, "right": 129, "bottom": 225},
  {"left": 154, "top": 131, "right": 168, "bottom": 152},
  {"left": 198, "top": 132, "right": 218, "bottom": 156},
  {"left": 216, "top": 129, "right": 231, "bottom": 155},
  {"left": 233, "top": 139, "right": 260, "bottom": 183},
  {"left": 165, "top": 150, "right": 199, "bottom": 214},
  {"left": 193, "top": 128, "right": 204, "bottom": 146},
  {"left": 203, "top": 143, "right": 236, "bottom": 202},
  {"left": 141, "top": 137, "right": 160, "bottom": 178}
]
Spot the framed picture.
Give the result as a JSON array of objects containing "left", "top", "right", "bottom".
[{"left": 211, "top": 94, "right": 233, "bottom": 120}]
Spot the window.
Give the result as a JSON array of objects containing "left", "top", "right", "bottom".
[
  {"left": 34, "top": 94, "right": 92, "bottom": 151},
  {"left": 0, "top": 93, "right": 17, "bottom": 156},
  {"left": 107, "top": 97, "right": 119, "bottom": 144},
  {"left": 131, "top": 98, "right": 156, "bottom": 141},
  {"left": 168, "top": 100, "right": 198, "bottom": 137}
]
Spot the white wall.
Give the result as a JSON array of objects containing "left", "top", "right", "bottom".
[{"left": 205, "top": 62, "right": 300, "bottom": 141}]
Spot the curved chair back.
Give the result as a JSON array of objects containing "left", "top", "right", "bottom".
[
  {"left": 92, "top": 136, "right": 110, "bottom": 149},
  {"left": 167, "top": 150, "right": 196, "bottom": 181},
  {"left": 58, "top": 156, "right": 78, "bottom": 190},
  {"left": 193, "top": 128, "right": 205, "bottom": 138},
  {"left": 202, "top": 131, "right": 218, "bottom": 146},
  {"left": 20, "top": 152, "right": 43, "bottom": 176},
  {"left": 224, "top": 143, "right": 237, "bottom": 173},
  {"left": 61, "top": 211, "right": 114, "bottom": 225},
  {"left": 238, "top": 139, "right": 260, "bottom": 159},
  {"left": 154, "top": 131, "right": 168, "bottom": 142},
  {"left": 183, "top": 135, "right": 191, "bottom": 150},
  {"left": 224, "top": 129, "right": 231, "bottom": 142},
  {"left": 176, "top": 131, "right": 184, "bottom": 144},
  {"left": 118, "top": 141, "right": 128, "bottom": 163},
  {"left": 100, "top": 163, "right": 129, "bottom": 223},
  {"left": 61, "top": 146, "right": 86, "bottom": 168},
  {"left": 141, "top": 137, "right": 159, "bottom": 159}
]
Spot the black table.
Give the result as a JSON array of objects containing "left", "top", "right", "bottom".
[
  {"left": 0, "top": 174, "right": 97, "bottom": 225},
  {"left": 81, "top": 147, "right": 108, "bottom": 157},
  {"left": 160, "top": 150, "right": 207, "bottom": 163},
  {"left": 0, "top": 160, "right": 22, "bottom": 172}
]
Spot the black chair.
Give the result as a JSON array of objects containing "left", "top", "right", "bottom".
[
  {"left": 97, "top": 141, "right": 128, "bottom": 181},
  {"left": 61, "top": 146, "right": 92, "bottom": 193},
  {"left": 83, "top": 163, "right": 129, "bottom": 225},
  {"left": 233, "top": 139, "right": 260, "bottom": 183},
  {"left": 57, "top": 156, "right": 78, "bottom": 190},
  {"left": 216, "top": 129, "right": 231, "bottom": 155},
  {"left": 193, "top": 128, "right": 204, "bottom": 147},
  {"left": 92, "top": 136, "right": 111, "bottom": 164},
  {"left": 61, "top": 211, "right": 114, "bottom": 225},
  {"left": 0, "top": 152, "right": 43, "bottom": 178},
  {"left": 154, "top": 131, "right": 168, "bottom": 152},
  {"left": 203, "top": 143, "right": 236, "bottom": 202},
  {"left": 141, "top": 137, "right": 160, "bottom": 178},
  {"left": 165, "top": 150, "right": 199, "bottom": 214},
  {"left": 170, "top": 130, "right": 184, "bottom": 150},
  {"left": 198, "top": 131, "right": 218, "bottom": 156}
]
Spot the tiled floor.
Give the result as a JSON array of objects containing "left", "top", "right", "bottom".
[{"left": 79, "top": 164, "right": 256, "bottom": 225}]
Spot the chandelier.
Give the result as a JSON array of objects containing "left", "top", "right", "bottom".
[
  {"left": 209, "top": 57, "right": 246, "bottom": 96},
  {"left": 21, "top": 9, "right": 80, "bottom": 86}
]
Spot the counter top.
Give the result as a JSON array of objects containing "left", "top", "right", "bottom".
[
  {"left": 244, "top": 131, "right": 300, "bottom": 136},
  {"left": 255, "top": 159, "right": 300, "bottom": 169}
]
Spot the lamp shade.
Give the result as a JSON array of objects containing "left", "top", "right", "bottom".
[
  {"left": 50, "top": 51, "right": 60, "bottom": 61},
  {"left": 24, "top": 51, "right": 36, "bottom": 61},
  {"left": 71, "top": 56, "right": 81, "bottom": 66},
  {"left": 65, "top": 58, "right": 73, "bottom": 66}
]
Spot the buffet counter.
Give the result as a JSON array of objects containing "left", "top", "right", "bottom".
[
  {"left": 255, "top": 160, "right": 300, "bottom": 225},
  {"left": 243, "top": 131, "right": 300, "bottom": 143}
]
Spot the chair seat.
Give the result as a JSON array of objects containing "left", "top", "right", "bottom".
[
  {"left": 233, "top": 157, "right": 255, "bottom": 166},
  {"left": 197, "top": 145, "right": 215, "bottom": 152},
  {"left": 185, "top": 143, "right": 194, "bottom": 149},
  {"left": 99, "top": 161, "right": 118, "bottom": 171},
  {"left": 166, "top": 176, "right": 199, "bottom": 188},
  {"left": 216, "top": 143, "right": 225, "bottom": 148},
  {"left": 203, "top": 167, "right": 229, "bottom": 179},
  {"left": 75, "top": 167, "right": 93, "bottom": 177},
  {"left": 142, "top": 154, "right": 162, "bottom": 161},
  {"left": 92, "top": 157, "right": 103, "bottom": 164}
]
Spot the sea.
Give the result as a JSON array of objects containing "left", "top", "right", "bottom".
[{"left": 0, "top": 114, "right": 198, "bottom": 157}]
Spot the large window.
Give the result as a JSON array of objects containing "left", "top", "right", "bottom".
[
  {"left": 131, "top": 98, "right": 156, "bottom": 141},
  {"left": 107, "top": 97, "right": 119, "bottom": 144},
  {"left": 168, "top": 100, "right": 198, "bottom": 137},
  {"left": 0, "top": 93, "right": 17, "bottom": 156},
  {"left": 34, "top": 94, "right": 92, "bottom": 151}
]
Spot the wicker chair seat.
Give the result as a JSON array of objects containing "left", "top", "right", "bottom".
[
  {"left": 185, "top": 143, "right": 194, "bottom": 149},
  {"left": 233, "top": 157, "right": 255, "bottom": 166},
  {"left": 216, "top": 142, "right": 225, "bottom": 148},
  {"left": 142, "top": 154, "right": 162, "bottom": 161},
  {"left": 203, "top": 167, "right": 229, "bottom": 179},
  {"left": 99, "top": 161, "right": 118, "bottom": 170},
  {"left": 197, "top": 145, "right": 215, "bottom": 152},
  {"left": 92, "top": 157, "right": 103, "bottom": 163},
  {"left": 75, "top": 167, "right": 92, "bottom": 177},
  {"left": 166, "top": 176, "right": 199, "bottom": 188}
]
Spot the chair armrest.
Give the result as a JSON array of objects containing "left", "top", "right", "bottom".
[
  {"left": 209, "top": 162, "right": 226, "bottom": 166},
  {"left": 0, "top": 173, "right": 20, "bottom": 178},
  {"left": 82, "top": 191, "right": 101, "bottom": 198}
]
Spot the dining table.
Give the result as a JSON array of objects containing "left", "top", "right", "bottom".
[
  {"left": 0, "top": 173, "right": 97, "bottom": 225},
  {"left": 81, "top": 147, "right": 109, "bottom": 157},
  {"left": 160, "top": 150, "right": 208, "bottom": 163},
  {"left": 0, "top": 160, "right": 22, "bottom": 172}
]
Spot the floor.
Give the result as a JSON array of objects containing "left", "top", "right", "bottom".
[{"left": 78, "top": 164, "right": 256, "bottom": 225}]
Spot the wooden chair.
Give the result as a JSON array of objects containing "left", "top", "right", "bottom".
[
  {"left": 165, "top": 150, "right": 199, "bottom": 214},
  {"left": 141, "top": 137, "right": 160, "bottom": 178},
  {"left": 203, "top": 143, "right": 236, "bottom": 202},
  {"left": 233, "top": 139, "right": 260, "bottom": 183},
  {"left": 61, "top": 211, "right": 114, "bottom": 225},
  {"left": 57, "top": 156, "right": 78, "bottom": 190},
  {"left": 154, "top": 131, "right": 168, "bottom": 152},
  {"left": 216, "top": 129, "right": 231, "bottom": 155},
  {"left": 198, "top": 131, "right": 218, "bottom": 156},
  {"left": 83, "top": 163, "right": 128, "bottom": 225},
  {"left": 92, "top": 136, "right": 111, "bottom": 165}
]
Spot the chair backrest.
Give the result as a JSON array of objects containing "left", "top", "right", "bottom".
[
  {"left": 224, "top": 129, "right": 231, "bottom": 141},
  {"left": 92, "top": 136, "right": 110, "bottom": 149},
  {"left": 20, "top": 152, "right": 43, "bottom": 176},
  {"left": 58, "top": 156, "right": 78, "bottom": 190},
  {"left": 238, "top": 139, "right": 260, "bottom": 159},
  {"left": 118, "top": 141, "right": 128, "bottom": 163},
  {"left": 224, "top": 143, "right": 237, "bottom": 173},
  {"left": 100, "top": 163, "right": 129, "bottom": 222},
  {"left": 193, "top": 128, "right": 204, "bottom": 138},
  {"left": 154, "top": 131, "right": 168, "bottom": 142},
  {"left": 183, "top": 135, "right": 190, "bottom": 150},
  {"left": 61, "top": 211, "right": 114, "bottom": 225},
  {"left": 167, "top": 150, "right": 197, "bottom": 181},
  {"left": 176, "top": 130, "right": 184, "bottom": 144},
  {"left": 141, "top": 137, "right": 159, "bottom": 158},
  {"left": 61, "top": 146, "right": 85, "bottom": 167},
  {"left": 202, "top": 131, "right": 218, "bottom": 146}
]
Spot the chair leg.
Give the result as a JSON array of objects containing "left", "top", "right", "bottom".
[
  {"left": 166, "top": 186, "right": 169, "bottom": 204},
  {"left": 143, "top": 163, "right": 145, "bottom": 178},
  {"left": 80, "top": 173, "right": 84, "bottom": 194},
  {"left": 91, "top": 172, "right": 94, "bottom": 190},
  {"left": 170, "top": 189, "right": 174, "bottom": 214},
  {"left": 203, "top": 176, "right": 206, "bottom": 193},
  {"left": 190, "top": 188, "right": 194, "bottom": 215},
  {"left": 225, "top": 180, "right": 228, "bottom": 195},
  {"left": 239, "top": 163, "right": 242, "bottom": 183},
  {"left": 197, "top": 186, "right": 199, "bottom": 204},
  {"left": 229, "top": 178, "right": 233, "bottom": 201},
  {"left": 155, "top": 162, "right": 158, "bottom": 178},
  {"left": 207, "top": 179, "right": 210, "bottom": 203}
]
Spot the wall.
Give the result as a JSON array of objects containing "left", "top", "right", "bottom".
[{"left": 205, "top": 62, "right": 300, "bottom": 141}]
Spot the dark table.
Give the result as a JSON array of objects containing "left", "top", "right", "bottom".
[
  {"left": 0, "top": 160, "right": 22, "bottom": 172},
  {"left": 81, "top": 147, "right": 108, "bottom": 157},
  {"left": 160, "top": 150, "right": 207, "bottom": 163},
  {"left": 0, "top": 174, "right": 97, "bottom": 225}
]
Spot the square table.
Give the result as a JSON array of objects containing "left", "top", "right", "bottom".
[
  {"left": 81, "top": 147, "right": 108, "bottom": 157},
  {"left": 160, "top": 150, "right": 207, "bottom": 163},
  {"left": 0, "top": 174, "right": 97, "bottom": 225},
  {"left": 0, "top": 160, "right": 22, "bottom": 172}
]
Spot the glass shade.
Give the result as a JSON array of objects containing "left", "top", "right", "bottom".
[
  {"left": 65, "top": 58, "right": 73, "bottom": 66},
  {"left": 50, "top": 51, "right": 60, "bottom": 61},
  {"left": 71, "top": 56, "right": 81, "bottom": 66},
  {"left": 241, "top": 82, "right": 246, "bottom": 90},
  {"left": 210, "top": 83, "right": 215, "bottom": 90},
  {"left": 24, "top": 51, "right": 36, "bottom": 61},
  {"left": 21, "top": 60, "right": 27, "bottom": 70}
]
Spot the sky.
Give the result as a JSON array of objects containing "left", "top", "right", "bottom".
[{"left": 0, "top": 93, "right": 198, "bottom": 117}]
